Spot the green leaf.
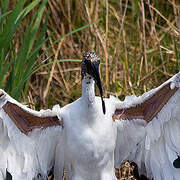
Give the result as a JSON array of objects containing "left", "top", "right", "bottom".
[
  {"left": 0, "top": 0, "right": 27, "bottom": 53},
  {"left": 15, "top": 0, "right": 41, "bottom": 24},
  {"left": 11, "top": 0, "right": 48, "bottom": 98}
]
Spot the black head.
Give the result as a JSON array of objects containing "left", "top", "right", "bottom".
[
  {"left": 82, "top": 52, "right": 100, "bottom": 77},
  {"left": 82, "top": 52, "right": 106, "bottom": 114}
]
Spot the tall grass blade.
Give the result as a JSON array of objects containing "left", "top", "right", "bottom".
[
  {"left": 39, "top": 22, "right": 94, "bottom": 60},
  {"left": 11, "top": 0, "right": 48, "bottom": 98},
  {"left": 173, "top": 37, "right": 179, "bottom": 72},
  {"left": 0, "top": 0, "right": 26, "bottom": 53}
]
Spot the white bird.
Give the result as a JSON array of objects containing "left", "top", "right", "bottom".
[{"left": 0, "top": 52, "right": 179, "bottom": 180}]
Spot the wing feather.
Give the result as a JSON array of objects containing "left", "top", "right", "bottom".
[
  {"left": 113, "top": 72, "right": 180, "bottom": 180},
  {"left": 2, "top": 101, "right": 62, "bottom": 135},
  {"left": 0, "top": 90, "right": 63, "bottom": 180}
]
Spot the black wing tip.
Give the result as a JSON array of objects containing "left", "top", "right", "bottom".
[{"left": 173, "top": 156, "right": 180, "bottom": 168}]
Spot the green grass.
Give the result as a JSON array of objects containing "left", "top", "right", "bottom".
[{"left": 0, "top": 0, "right": 48, "bottom": 99}]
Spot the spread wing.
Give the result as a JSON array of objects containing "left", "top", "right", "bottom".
[
  {"left": 113, "top": 72, "right": 180, "bottom": 180},
  {"left": 0, "top": 90, "right": 63, "bottom": 180}
]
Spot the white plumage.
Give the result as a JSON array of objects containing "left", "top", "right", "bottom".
[
  {"left": 114, "top": 74, "right": 180, "bottom": 180},
  {"left": 0, "top": 52, "right": 179, "bottom": 180},
  {"left": 0, "top": 91, "right": 62, "bottom": 179}
]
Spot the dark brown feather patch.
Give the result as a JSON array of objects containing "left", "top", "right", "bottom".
[
  {"left": 113, "top": 83, "right": 178, "bottom": 123},
  {"left": 2, "top": 101, "right": 62, "bottom": 135}
]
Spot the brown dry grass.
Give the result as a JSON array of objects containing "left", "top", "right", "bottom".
[{"left": 16, "top": 0, "right": 179, "bottom": 111}]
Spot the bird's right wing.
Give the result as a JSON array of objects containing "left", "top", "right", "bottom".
[
  {"left": 0, "top": 90, "right": 64, "bottom": 180},
  {"left": 112, "top": 72, "right": 180, "bottom": 180}
]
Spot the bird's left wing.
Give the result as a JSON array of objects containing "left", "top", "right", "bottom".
[
  {"left": 112, "top": 72, "right": 180, "bottom": 180},
  {"left": 0, "top": 90, "right": 63, "bottom": 180}
]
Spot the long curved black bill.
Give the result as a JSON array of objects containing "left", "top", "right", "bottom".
[{"left": 88, "top": 61, "right": 106, "bottom": 114}]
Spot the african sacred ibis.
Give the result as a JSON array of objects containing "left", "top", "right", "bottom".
[{"left": 0, "top": 52, "right": 179, "bottom": 180}]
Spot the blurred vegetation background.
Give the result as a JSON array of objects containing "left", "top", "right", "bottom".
[{"left": 0, "top": 0, "right": 179, "bottom": 111}]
